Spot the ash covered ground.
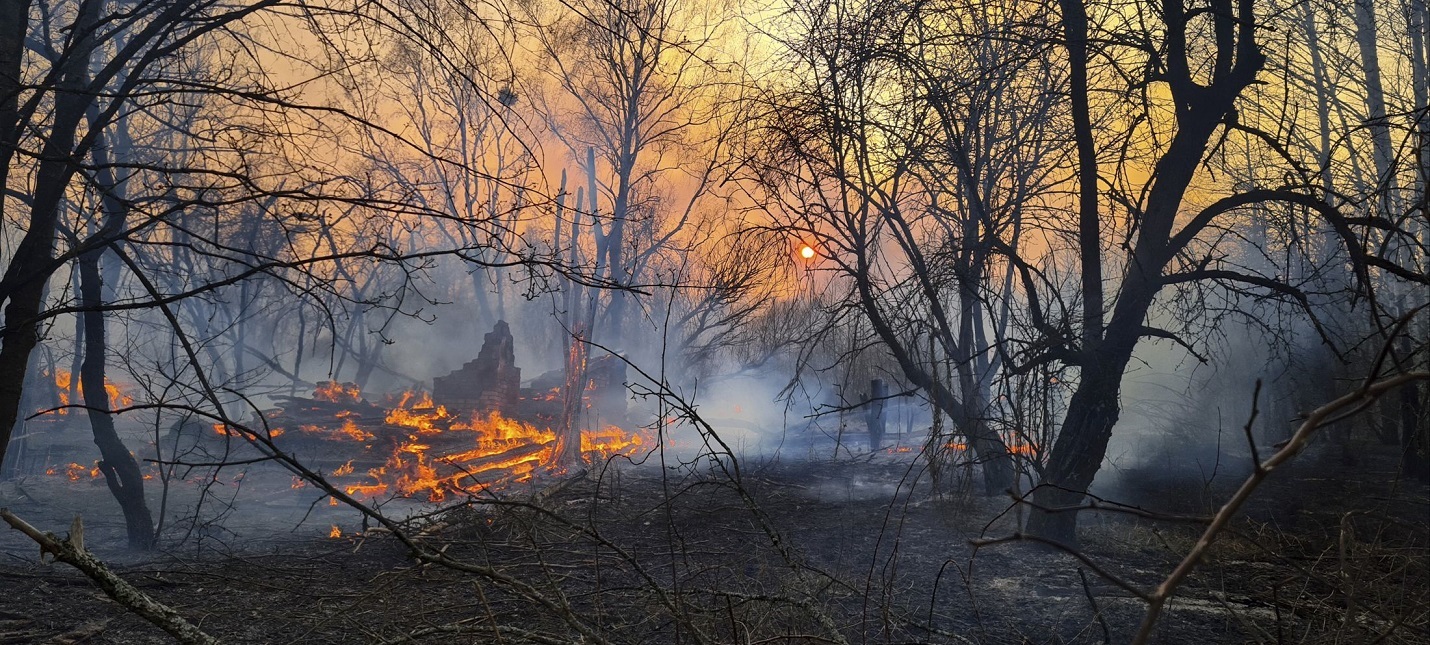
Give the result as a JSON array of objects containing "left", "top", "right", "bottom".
[{"left": 2, "top": 431, "right": 1425, "bottom": 644}]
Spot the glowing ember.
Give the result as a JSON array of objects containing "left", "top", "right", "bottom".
[{"left": 47, "top": 461, "right": 101, "bottom": 481}]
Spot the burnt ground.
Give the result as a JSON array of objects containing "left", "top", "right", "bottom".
[{"left": 1, "top": 439, "right": 1427, "bottom": 644}]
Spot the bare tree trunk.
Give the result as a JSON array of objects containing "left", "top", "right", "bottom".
[
  {"left": 1354, "top": 0, "right": 1399, "bottom": 209},
  {"left": 0, "top": 0, "right": 32, "bottom": 217},
  {"left": 1303, "top": 2, "right": 1334, "bottom": 200},
  {"left": 1408, "top": 0, "right": 1430, "bottom": 270},
  {"left": 1028, "top": 0, "right": 1266, "bottom": 543},
  {"left": 0, "top": 0, "right": 101, "bottom": 469},
  {"left": 865, "top": 379, "right": 886, "bottom": 451},
  {"left": 78, "top": 249, "right": 155, "bottom": 550},
  {"left": 81, "top": 110, "right": 155, "bottom": 549},
  {"left": 555, "top": 326, "right": 587, "bottom": 468}
]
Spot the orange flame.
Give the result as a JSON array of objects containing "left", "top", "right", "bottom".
[
  {"left": 1008, "top": 443, "right": 1036, "bottom": 455},
  {"left": 339, "top": 411, "right": 646, "bottom": 502},
  {"left": 48, "top": 462, "right": 102, "bottom": 481},
  {"left": 314, "top": 381, "right": 363, "bottom": 404},
  {"left": 46, "top": 370, "right": 133, "bottom": 414},
  {"left": 34, "top": 381, "right": 654, "bottom": 502},
  {"left": 384, "top": 390, "right": 451, "bottom": 433}
]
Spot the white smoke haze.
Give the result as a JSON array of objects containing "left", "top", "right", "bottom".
[{"left": 0, "top": 0, "right": 1425, "bottom": 642}]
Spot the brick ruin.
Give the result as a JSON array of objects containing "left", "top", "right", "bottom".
[
  {"left": 432, "top": 321, "right": 627, "bottom": 426},
  {"left": 433, "top": 320, "right": 521, "bottom": 413}
]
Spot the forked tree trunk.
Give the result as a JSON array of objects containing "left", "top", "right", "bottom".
[
  {"left": 1024, "top": 0, "right": 1267, "bottom": 545},
  {"left": 1025, "top": 347, "right": 1135, "bottom": 544}
]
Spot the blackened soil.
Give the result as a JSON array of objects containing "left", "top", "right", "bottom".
[{"left": 1, "top": 449, "right": 1426, "bottom": 644}]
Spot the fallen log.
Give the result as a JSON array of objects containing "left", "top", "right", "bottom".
[{"left": 0, "top": 510, "right": 219, "bottom": 645}]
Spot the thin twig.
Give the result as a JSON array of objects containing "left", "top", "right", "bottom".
[{"left": 1078, "top": 567, "right": 1112, "bottom": 644}]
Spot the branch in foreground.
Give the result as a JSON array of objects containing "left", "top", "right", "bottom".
[
  {"left": 1131, "top": 370, "right": 1430, "bottom": 645},
  {"left": 0, "top": 509, "right": 220, "bottom": 645}
]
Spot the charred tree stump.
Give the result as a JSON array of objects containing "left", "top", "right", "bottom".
[{"left": 554, "top": 326, "right": 588, "bottom": 469}]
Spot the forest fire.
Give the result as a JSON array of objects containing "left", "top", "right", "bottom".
[
  {"left": 342, "top": 405, "right": 644, "bottom": 501},
  {"left": 258, "top": 382, "right": 648, "bottom": 502},
  {"left": 383, "top": 390, "right": 453, "bottom": 433},
  {"left": 46, "top": 369, "right": 134, "bottom": 415},
  {"left": 312, "top": 381, "right": 363, "bottom": 405}
]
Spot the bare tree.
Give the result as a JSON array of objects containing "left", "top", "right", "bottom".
[
  {"left": 746, "top": 0, "right": 1063, "bottom": 491},
  {"left": 529, "top": 0, "right": 731, "bottom": 350}
]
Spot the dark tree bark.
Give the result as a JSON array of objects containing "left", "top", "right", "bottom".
[
  {"left": 0, "top": 0, "right": 32, "bottom": 212},
  {"left": 79, "top": 110, "right": 155, "bottom": 549},
  {"left": 1028, "top": 0, "right": 1268, "bottom": 545},
  {"left": 865, "top": 378, "right": 886, "bottom": 451},
  {"left": 0, "top": 0, "right": 103, "bottom": 471},
  {"left": 78, "top": 249, "right": 155, "bottom": 550}
]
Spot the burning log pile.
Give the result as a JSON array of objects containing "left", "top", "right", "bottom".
[{"left": 233, "top": 322, "right": 644, "bottom": 502}]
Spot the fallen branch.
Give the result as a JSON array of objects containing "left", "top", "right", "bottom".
[
  {"left": 1130, "top": 370, "right": 1430, "bottom": 645},
  {"left": 0, "top": 509, "right": 220, "bottom": 645}
]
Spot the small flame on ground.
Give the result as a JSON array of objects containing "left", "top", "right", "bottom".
[
  {"left": 941, "top": 440, "right": 1036, "bottom": 456},
  {"left": 329, "top": 525, "right": 341, "bottom": 538},
  {"left": 47, "top": 462, "right": 102, "bottom": 481}
]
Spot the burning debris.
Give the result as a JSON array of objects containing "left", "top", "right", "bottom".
[
  {"left": 254, "top": 384, "right": 643, "bottom": 502},
  {"left": 239, "top": 321, "right": 645, "bottom": 502},
  {"left": 21, "top": 322, "right": 645, "bottom": 504}
]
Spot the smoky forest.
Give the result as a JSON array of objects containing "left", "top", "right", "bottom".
[{"left": 0, "top": 0, "right": 1426, "bottom": 642}]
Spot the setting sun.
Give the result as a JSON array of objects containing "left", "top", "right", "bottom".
[{"left": 799, "top": 245, "right": 815, "bottom": 259}]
